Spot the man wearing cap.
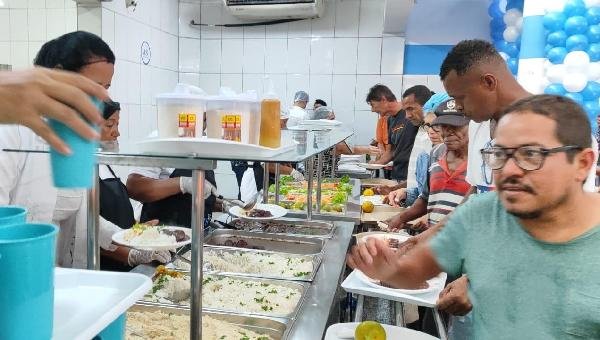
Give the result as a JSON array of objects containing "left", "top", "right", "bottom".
[
  {"left": 286, "top": 90, "right": 309, "bottom": 128},
  {"left": 385, "top": 98, "right": 471, "bottom": 231}
]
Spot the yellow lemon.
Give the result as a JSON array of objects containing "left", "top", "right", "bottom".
[
  {"left": 363, "top": 188, "right": 375, "bottom": 196},
  {"left": 355, "top": 321, "right": 386, "bottom": 340},
  {"left": 361, "top": 201, "right": 374, "bottom": 213}
]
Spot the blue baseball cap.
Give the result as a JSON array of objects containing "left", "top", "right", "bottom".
[{"left": 423, "top": 92, "right": 451, "bottom": 113}]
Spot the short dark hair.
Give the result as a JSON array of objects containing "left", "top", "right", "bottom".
[
  {"left": 402, "top": 85, "right": 433, "bottom": 106},
  {"left": 440, "top": 39, "right": 504, "bottom": 80},
  {"left": 366, "top": 84, "right": 396, "bottom": 103},
  {"left": 314, "top": 99, "right": 327, "bottom": 107},
  {"left": 103, "top": 100, "right": 120, "bottom": 120},
  {"left": 501, "top": 94, "right": 591, "bottom": 161},
  {"left": 34, "top": 31, "right": 115, "bottom": 72}
]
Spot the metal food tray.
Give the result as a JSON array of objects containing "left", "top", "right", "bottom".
[
  {"left": 229, "top": 218, "right": 336, "bottom": 239},
  {"left": 173, "top": 245, "right": 322, "bottom": 282},
  {"left": 143, "top": 271, "right": 309, "bottom": 320},
  {"left": 205, "top": 229, "right": 325, "bottom": 254},
  {"left": 128, "top": 302, "right": 290, "bottom": 340}
]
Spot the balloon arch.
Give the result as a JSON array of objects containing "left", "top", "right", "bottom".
[{"left": 489, "top": 0, "right": 600, "bottom": 133}]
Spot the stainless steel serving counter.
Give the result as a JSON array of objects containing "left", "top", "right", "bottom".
[
  {"left": 131, "top": 220, "right": 354, "bottom": 339},
  {"left": 285, "top": 220, "right": 353, "bottom": 339}
]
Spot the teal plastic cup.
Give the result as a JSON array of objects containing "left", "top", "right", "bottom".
[
  {"left": 94, "top": 314, "right": 125, "bottom": 340},
  {"left": 0, "top": 223, "right": 58, "bottom": 340},
  {"left": 49, "top": 97, "right": 103, "bottom": 188},
  {"left": 0, "top": 206, "right": 27, "bottom": 227}
]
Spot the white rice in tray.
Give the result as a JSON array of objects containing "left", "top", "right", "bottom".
[
  {"left": 145, "top": 274, "right": 302, "bottom": 317},
  {"left": 174, "top": 249, "right": 314, "bottom": 279},
  {"left": 126, "top": 311, "right": 275, "bottom": 340}
]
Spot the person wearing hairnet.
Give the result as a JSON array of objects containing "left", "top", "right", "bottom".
[{"left": 287, "top": 90, "right": 310, "bottom": 128}]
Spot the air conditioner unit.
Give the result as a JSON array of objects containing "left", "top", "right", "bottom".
[{"left": 223, "top": 0, "right": 324, "bottom": 20}]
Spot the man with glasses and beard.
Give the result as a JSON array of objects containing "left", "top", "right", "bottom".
[{"left": 348, "top": 95, "right": 600, "bottom": 339}]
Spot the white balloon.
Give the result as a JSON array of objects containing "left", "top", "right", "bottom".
[
  {"left": 564, "top": 51, "right": 591, "bottom": 73},
  {"left": 589, "top": 62, "right": 600, "bottom": 80},
  {"left": 499, "top": 52, "right": 510, "bottom": 61},
  {"left": 503, "top": 9, "right": 522, "bottom": 26},
  {"left": 546, "top": 64, "right": 566, "bottom": 83},
  {"left": 544, "top": 0, "right": 566, "bottom": 13},
  {"left": 563, "top": 73, "right": 588, "bottom": 92},
  {"left": 515, "top": 17, "right": 523, "bottom": 31},
  {"left": 503, "top": 26, "right": 520, "bottom": 43},
  {"left": 584, "top": 0, "right": 600, "bottom": 7}
]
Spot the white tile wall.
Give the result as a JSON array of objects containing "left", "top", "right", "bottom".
[
  {"left": 221, "top": 38, "right": 244, "bottom": 73},
  {"left": 357, "top": 37, "right": 382, "bottom": 74},
  {"left": 1, "top": 1, "right": 78, "bottom": 70},
  {"left": 101, "top": 0, "right": 180, "bottom": 143}
]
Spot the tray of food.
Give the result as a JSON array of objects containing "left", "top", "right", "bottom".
[
  {"left": 229, "top": 203, "right": 288, "bottom": 220},
  {"left": 205, "top": 229, "right": 325, "bottom": 254},
  {"left": 228, "top": 218, "right": 336, "bottom": 239},
  {"left": 127, "top": 303, "right": 289, "bottom": 339},
  {"left": 142, "top": 267, "right": 308, "bottom": 320},
  {"left": 172, "top": 246, "right": 321, "bottom": 282}
]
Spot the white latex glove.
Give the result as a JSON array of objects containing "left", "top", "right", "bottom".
[
  {"left": 179, "top": 177, "right": 216, "bottom": 199},
  {"left": 291, "top": 169, "right": 305, "bottom": 181},
  {"left": 127, "top": 249, "right": 171, "bottom": 267}
]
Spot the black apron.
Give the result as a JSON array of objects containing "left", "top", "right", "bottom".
[
  {"left": 98, "top": 165, "right": 136, "bottom": 271},
  {"left": 139, "top": 169, "right": 216, "bottom": 228}
]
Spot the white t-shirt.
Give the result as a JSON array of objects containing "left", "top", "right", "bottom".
[
  {"left": 466, "top": 121, "right": 494, "bottom": 191},
  {"left": 406, "top": 128, "right": 432, "bottom": 188},
  {"left": 466, "top": 120, "right": 598, "bottom": 193},
  {"left": 286, "top": 105, "right": 308, "bottom": 128}
]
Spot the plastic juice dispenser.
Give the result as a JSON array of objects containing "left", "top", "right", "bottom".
[
  {"left": 259, "top": 79, "right": 281, "bottom": 148},
  {"left": 206, "top": 88, "right": 260, "bottom": 145},
  {"left": 156, "top": 83, "right": 207, "bottom": 138}
]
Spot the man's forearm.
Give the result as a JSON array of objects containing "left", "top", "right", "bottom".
[
  {"left": 401, "top": 198, "right": 428, "bottom": 224},
  {"left": 384, "top": 244, "right": 443, "bottom": 289},
  {"left": 126, "top": 174, "right": 181, "bottom": 203},
  {"left": 376, "top": 150, "right": 393, "bottom": 164}
]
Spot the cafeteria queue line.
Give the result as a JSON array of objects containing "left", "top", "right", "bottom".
[{"left": 0, "top": 13, "right": 600, "bottom": 340}]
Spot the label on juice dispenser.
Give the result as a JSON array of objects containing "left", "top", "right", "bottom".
[
  {"left": 178, "top": 113, "right": 197, "bottom": 137},
  {"left": 221, "top": 114, "right": 242, "bottom": 142}
]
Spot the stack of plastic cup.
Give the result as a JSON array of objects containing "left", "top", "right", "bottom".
[{"left": 291, "top": 129, "right": 308, "bottom": 155}]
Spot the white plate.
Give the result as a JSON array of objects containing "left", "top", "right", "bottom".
[
  {"left": 355, "top": 270, "right": 445, "bottom": 295},
  {"left": 325, "top": 322, "right": 438, "bottom": 340},
  {"left": 53, "top": 268, "right": 151, "bottom": 340},
  {"left": 354, "top": 231, "right": 409, "bottom": 245},
  {"left": 360, "top": 195, "right": 385, "bottom": 205},
  {"left": 112, "top": 226, "right": 191, "bottom": 251},
  {"left": 229, "top": 203, "right": 288, "bottom": 220}
]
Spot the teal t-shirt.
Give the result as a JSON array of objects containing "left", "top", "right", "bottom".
[{"left": 429, "top": 192, "right": 600, "bottom": 339}]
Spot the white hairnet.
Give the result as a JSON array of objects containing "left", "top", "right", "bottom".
[{"left": 293, "top": 91, "right": 309, "bottom": 103}]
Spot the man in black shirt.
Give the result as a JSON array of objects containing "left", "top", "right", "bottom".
[{"left": 367, "top": 85, "right": 421, "bottom": 181}]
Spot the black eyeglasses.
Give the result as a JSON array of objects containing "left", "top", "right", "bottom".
[
  {"left": 480, "top": 145, "right": 582, "bottom": 171},
  {"left": 431, "top": 124, "right": 460, "bottom": 133},
  {"left": 420, "top": 123, "right": 432, "bottom": 132}
]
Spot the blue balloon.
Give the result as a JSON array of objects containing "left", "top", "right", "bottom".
[
  {"left": 582, "top": 81, "right": 600, "bottom": 100},
  {"left": 564, "top": 0, "right": 587, "bottom": 17},
  {"left": 544, "top": 84, "right": 567, "bottom": 95},
  {"left": 491, "top": 28, "right": 504, "bottom": 41},
  {"left": 507, "top": 58, "right": 518, "bottom": 74},
  {"left": 488, "top": 1, "right": 503, "bottom": 19},
  {"left": 588, "top": 43, "right": 600, "bottom": 61},
  {"left": 564, "top": 16, "right": 589, "bottom": 35},
  {"left": 565, "top": 92, "right": 585, "bottom": 105},
  {"left": 584, "top": 100, "right": 600, "bottom": 117},
  {"left": 547, "top": 46, "right": 568, "bottom": 63},
  {"left": 544, "top": 12, "right": 567, "bottom": 32},
  {"left": 491, "top": 17, "right": 506, "bottom": 31},
  {"left": 506, "top": 0, "right": 524, "bottom": 10},
  {"left": 566, "top": 34, "right": 589, "bottom": 51},
  {"left": 547, "top": 30, "right": 568, "bottom": 47},
  {"left": 545, "top": 44, "right": 554, "bottom": 54},
  {"left": 496, "top": 41, "right": 520, "bottom": 57},
  {"left": 587, "top": 24, "right": 600, "bottom": 42},
  {"left": 587, "top": 7, "right": 600, "bottom": 25}
]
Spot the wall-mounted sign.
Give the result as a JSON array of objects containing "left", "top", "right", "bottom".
[{"left": 141, "top": 41, "right": 151, "bottom": 65}]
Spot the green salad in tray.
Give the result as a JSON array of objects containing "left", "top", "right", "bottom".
[{"left": 268, "top": 175, "right": 352, "bottom": 214}]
